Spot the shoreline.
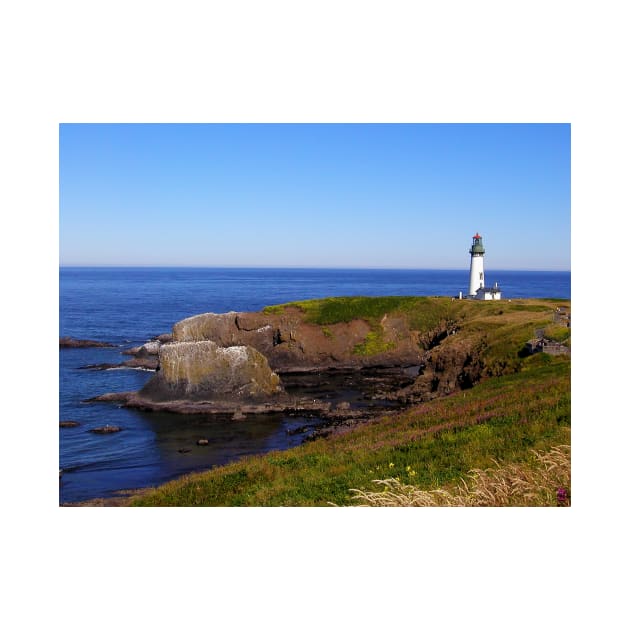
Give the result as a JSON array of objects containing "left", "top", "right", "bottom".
[
  {"left": 60, "top": 295, "right": 571, "bottom": 506},
  {"left": 59, "top": 403, "right": 401, "bottom": 507}
]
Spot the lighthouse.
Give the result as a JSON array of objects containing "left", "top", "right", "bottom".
[
  {"left": 466, "top": 233, "right": 502, "bottom": 300},
  {"left": 468, "top": 232, "right": 485, "bottom": 296}
]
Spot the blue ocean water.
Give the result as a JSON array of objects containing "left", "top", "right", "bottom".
[{"left": 59, "top": 267, "right": 570, "bottom": 503}]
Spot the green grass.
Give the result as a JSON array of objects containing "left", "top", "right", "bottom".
[
  {"left": 261, "top": 295, "right": 563, "bottom": 361},
  {"left": 131, "top": 356, "right": 570, "bottom": 507},
  {"left": 544, "top": 323, "right": 572, "bottom": 344},
  {"left": 352, "top": 328, "right": 395, "bottom": 356},
  {"left": 264, "top": 296, "right": 434, "bottom": 325},
  {"left": 263, "top": 295, "right": 568, "bottom": 334}
]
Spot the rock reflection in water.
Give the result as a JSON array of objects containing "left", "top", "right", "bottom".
[
  {"left": 136, "top": 367, "right": 413, "bottom": 479},
  {"left": 141, "top": 410, "right": 306, "bottom": 476}
]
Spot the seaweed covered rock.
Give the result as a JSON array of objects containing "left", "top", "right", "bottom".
[{"left": 138, "top": 340, "right": 283, "bottom": 402}]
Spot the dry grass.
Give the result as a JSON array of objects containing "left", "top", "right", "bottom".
[{"left": 348, "top": 444, "right": 571, "bottom": 507}]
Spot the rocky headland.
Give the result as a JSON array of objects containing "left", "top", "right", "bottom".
[{"left": 86, "top": 297, "right": 523, "bottom": 422}]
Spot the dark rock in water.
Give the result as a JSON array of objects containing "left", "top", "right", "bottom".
[
  {"left": 90, "top": 425, "right": 122, "bottom": 434},
  {"left": 60, "top": 336, "right": 115, "bottom": 348},
  {"left": 178, "top": 448, "right": 191, "bottom": 454},
  {"left": 79, "top": 363, "right": 120, "bottom": 370},
  {"left": 120, "top": 356, "right": 159, "bottom": 370},
  {"left": 197, "top": 439, "right": 209, "bottom": 446},
  {"left": 84, "top": 392, "right": 133, "bottom": 403},
  {"left": 286, "top": 425, "right": 312, "bottom": 435},
  {"left": 60, "top": 421, "right": 80, "bottom": 428},
  {"left": 80, "top": 357, "right": 158, "bottom": 371}
]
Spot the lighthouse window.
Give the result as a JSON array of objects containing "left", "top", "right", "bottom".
[{"left": 479, "top": 272, "right": 483, "bottom": 280}]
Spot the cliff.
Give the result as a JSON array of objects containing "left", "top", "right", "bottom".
[
  {"left": 172, "top": 307, "right": 423, "bottom": 372},
  {"left": 93, "top": 296, "right": 570, "bottom": 416}
]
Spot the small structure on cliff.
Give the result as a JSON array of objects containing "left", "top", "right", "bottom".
[
  {"left": 525, "top": 337, "right": 570, "bottom": 355},
  {"left": 466, "top": 233, "right": 501, "bottom": 300}
]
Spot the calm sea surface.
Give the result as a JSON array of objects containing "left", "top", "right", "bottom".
[{"left": 59, "top": 267, "right": 570, "bottom": 503}]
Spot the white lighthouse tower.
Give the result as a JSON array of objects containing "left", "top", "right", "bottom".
[{"left": 468, "top": 232, "right": 485, "bottom": 296}]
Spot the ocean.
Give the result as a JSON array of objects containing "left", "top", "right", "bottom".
[{"left": 59, "top": 267, "right": 570, "bottom": 504}]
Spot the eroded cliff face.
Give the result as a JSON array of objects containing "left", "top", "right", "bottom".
[
  {"left": 172, "top": 309, "right": 423, "bottom": 371},
  {"left": 138, "top": 340, "right": 283, "bottom": 402},
  {"left": 386, "top": 337, "right": 484, "bottom": 403},
  {"left": 165, "top": 308, "right": 488, "bottom": 406}
]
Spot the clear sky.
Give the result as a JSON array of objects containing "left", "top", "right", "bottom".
[{"left": 59, "top": 123, "right": 570, "bottom": 270}]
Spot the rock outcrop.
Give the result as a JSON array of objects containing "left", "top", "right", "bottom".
[
  {"left": 119, "top": 340, "right": 161, "bottom": 369},
  {"left": 138, "top": 340, "right": 283, "bottom": 403},
  {"left": 172, "top": 309, "right": 422, "bottom": 372},
  {"left": 90, "top": 425, "right": 122, "bottom": 434},
  {"left": 59, "top": 421, "right": 81, "bottom": 428},
  {"left": 60, "top": 337, "right": 115, "bottom": 348},
  {"left": 381, "top": 337, "right": 484, "bottom": 403},
  {"left": 123, "top": 341, "right": 161, "bottom": 357}
]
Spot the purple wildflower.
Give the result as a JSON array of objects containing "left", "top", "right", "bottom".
[{"left": 557, "top": 487, "right": 568, "bottom": 506}]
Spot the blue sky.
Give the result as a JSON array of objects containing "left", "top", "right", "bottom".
[{"left": 59, "top": 123, "right": 570, "bottom": 270}]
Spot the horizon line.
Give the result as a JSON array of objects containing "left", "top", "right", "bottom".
[{"left": 59, "top": 264, "right": 571, "bottom": 272}]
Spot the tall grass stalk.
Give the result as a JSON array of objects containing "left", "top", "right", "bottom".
[{"left": 349, "top": 445, "right": 570, "bottom": 507}]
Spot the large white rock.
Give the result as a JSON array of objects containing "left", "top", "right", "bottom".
[{"left": 139, "top": 340, "right": 283, "bottom": 401}]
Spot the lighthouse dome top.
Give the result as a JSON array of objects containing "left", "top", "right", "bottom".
[{"left": 469, "top": 233, "right": 485, "bottom": 255}]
